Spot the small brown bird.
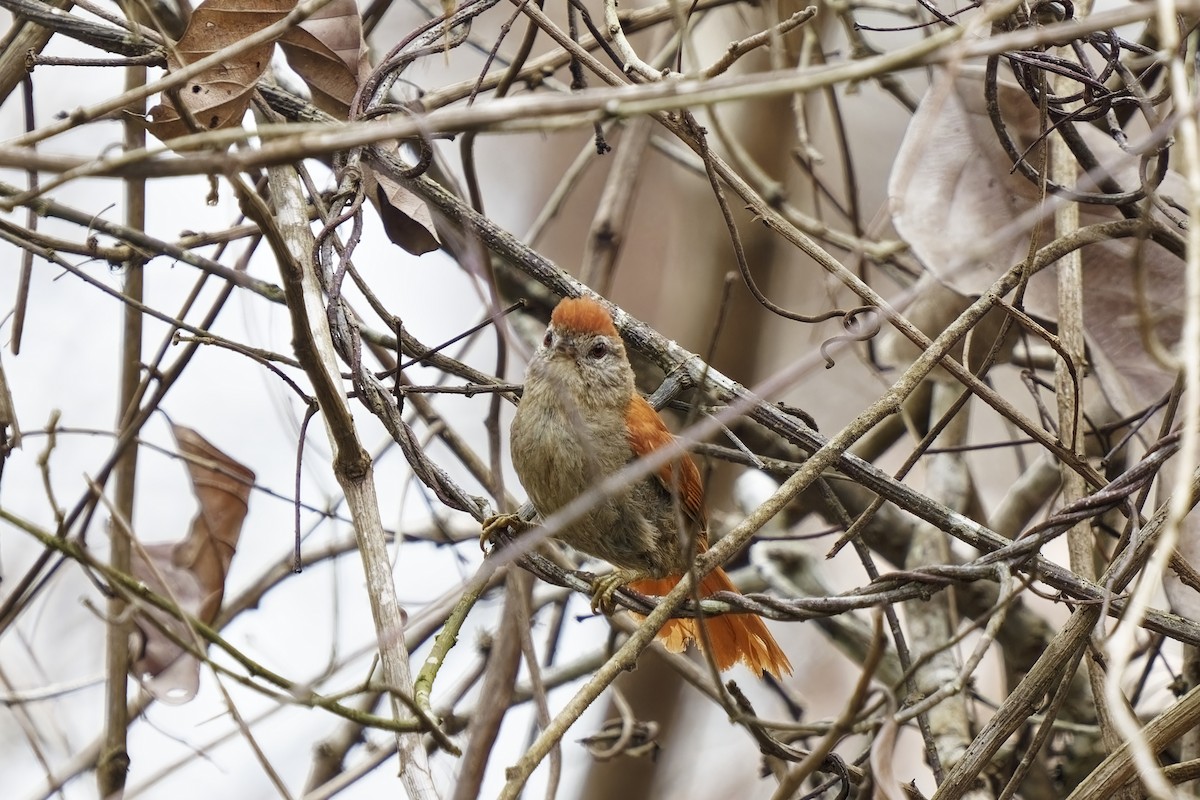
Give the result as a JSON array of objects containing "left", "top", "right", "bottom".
[{"left": 490, "top": 296, "right": 792, "bottom": 678}]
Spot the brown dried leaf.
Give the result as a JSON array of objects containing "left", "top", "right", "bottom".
[
  {"left": 278, "top": 0, "right": 367, "bottom": 117},
  {"left": 147, "top": 0, "right": 440, "bottom": 251},
  {"left": 888, "top": 68, "right": 1183, "bottom": 420},
  {"left": 146, "top": 0, "right": 290, "bottom": 141},
  {"left": 145, "top": 0, "right": 365, "bottom": 136},
  {"left": 131, "top": 424, "right": 255, "bottom": 703},
  {"left": 369, "top": 168, "right": 442, "bottom": 255},
  {"left": 282, "top": 0, "right": 440, "bottom": 252},
  {"left": 169, "top": 425, "right": 255, "bottom": 617}
]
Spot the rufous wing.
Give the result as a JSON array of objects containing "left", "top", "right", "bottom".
[
  {"left": 623, "top": 393, "right": 792, "bottom": 677},
  {"left": 623, "top": 393, "right": 707, "bottom": 544}
]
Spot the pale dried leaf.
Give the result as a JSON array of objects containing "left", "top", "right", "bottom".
[
  {"left": 131, "top": 425, "right": 255, "bottom": 703},
  {"left": 890, "top": 69, "right": 1193, "bottom": 617},
  {"left": 870, "top": 715, "right": 907, "bottom": 800},
  {"left": 131, "top": 543, "right": 206, "bottom": 704},
  {"left": 889, "top": 70, "right": 1052, "bottom": 297},
  {"left": 888, "top": 68, "right": 1183, "bottom": 419}
]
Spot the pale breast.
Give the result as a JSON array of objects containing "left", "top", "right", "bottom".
[
  {"left": 510, "top": 389, "right": 594, "bottom": 514},
  {"left": 510, "top": 380, "right": 672, "bottom": 575}
]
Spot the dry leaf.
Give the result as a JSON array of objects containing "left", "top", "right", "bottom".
[
  {"left": 282, "top": 0, "right": 441, "bottom": 251},
  {"left": 888, "top": 68, "right": 1183, "bottom": 421},
  {"left": 147, "top": 0, "right": 440, "bottom": 252},
  {"left": 869, "top": 714, "right": 907, "bottom": 800},
  {"left": 147, "top": 0, "right": 365, "bottom": 135},
  {"left": 146, "top": 0, "right": 288, "bottom": 140},
  {"left": 131, "top": 424, "right": 255, "bottom": 703},
  {"left": 369, "top": 169, "right": 442, "bottom": 255},
  {"left": 889, "top": 69, "right": 1194, "bottom": 613},
  {"left": 279, "top": 0, "right": 367, "bottom": 117}
]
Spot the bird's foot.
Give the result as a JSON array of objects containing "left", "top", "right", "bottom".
[
  {"left": 590, "top": 569, "right": 651, "bottom": 615},
  {"left": 480, "top": 513, "right": 528, "bottom": 552}
]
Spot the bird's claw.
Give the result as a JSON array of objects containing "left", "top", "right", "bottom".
[
  {"left": 590, "top": 570, "right": 645, "bottom": 615},
  {"left": 479, "top": 512, "right": 526, "bottom": 552},
  {"left": 590, "top": 575, "right": 622, "bottom": 615}
]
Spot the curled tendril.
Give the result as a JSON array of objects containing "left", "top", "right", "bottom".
[
  {"left": 820, "top": 306, "right": 882, "bottom": 369},
  {"left": 578, "top": 719, "right": 660, "bottom": 761},
  {"left": 354, "top": 0, "right": 498, "bottom": 120},
  {"left": 351, "top": 103, "right": 435, "bottom": 181},
  {"left": 310, "top": 166, "right": 368, "bottom": 293},
  {"left": 986, "top": 56, "right": 1155, "bottom": 207},
  {"left": 983, "top": 6, "right": 1176, "bottom": 209},
  {"left": 1029, "top": 0, "right": 1073, "bottom": 24}
]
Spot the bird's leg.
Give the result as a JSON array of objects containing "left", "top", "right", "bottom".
[
  {"left": 479, "top": 513, "right": 529, "bottom": 551},
  {"left": 591, "top": 568, "right": 655, "bottom": 614}
]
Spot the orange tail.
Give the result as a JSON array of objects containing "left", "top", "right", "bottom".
[{"left": 628, "top": 567, "right": 792, "bottom": 678}]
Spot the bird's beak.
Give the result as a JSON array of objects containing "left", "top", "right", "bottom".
[{"left": 550, "top": 341, "right": 575, "bottom": 359}]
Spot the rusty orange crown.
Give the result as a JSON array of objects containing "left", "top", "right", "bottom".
[{"left": 549, "top": 297, "right": 619, "bottom": 337}]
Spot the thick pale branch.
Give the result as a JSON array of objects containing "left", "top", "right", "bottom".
[{"left": 249, "top": 165, "right": 438, "bottom": 798}]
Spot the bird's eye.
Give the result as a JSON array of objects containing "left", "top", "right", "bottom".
[
  {"left": 542, "top": 330, "right": 553, "bottom": 348},
  {"left": 588, "top": 342, "right": 609, "bottom": 360}
]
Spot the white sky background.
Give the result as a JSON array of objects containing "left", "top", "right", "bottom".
[{"left": 0, "top": 5, "right": 571, "bottom": 797}]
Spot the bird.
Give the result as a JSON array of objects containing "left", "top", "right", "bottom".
[{"left": 484, "top": 295, "right": 792, "bottom": 678}]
